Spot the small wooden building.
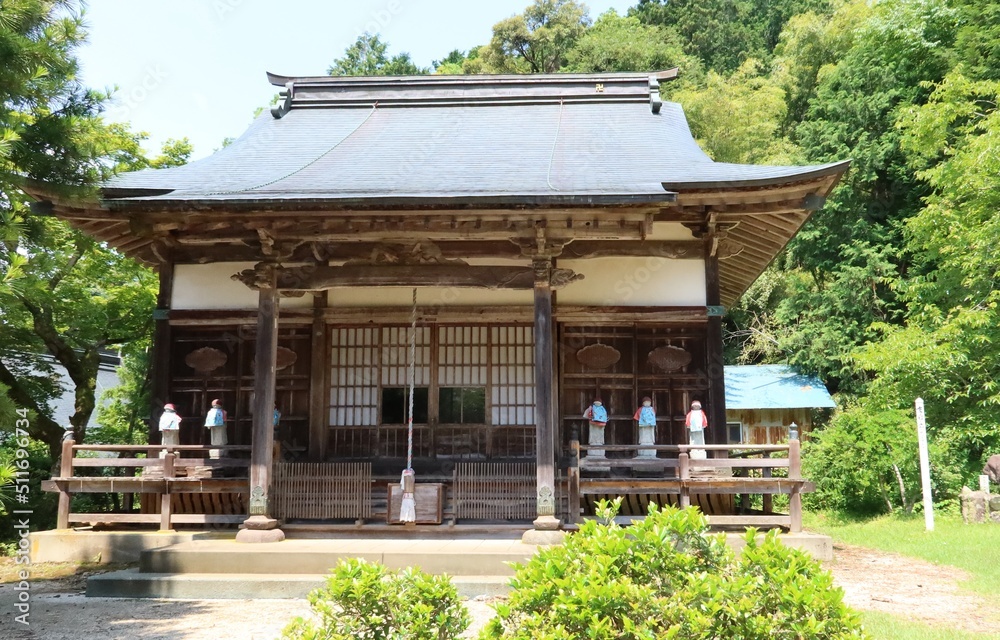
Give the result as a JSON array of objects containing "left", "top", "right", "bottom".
[
  {"left": 28, "top": 71, "right": 849, "bottom": 536},
  {"left": 724, "top": 365, "right": 836, "bottom": 445}
]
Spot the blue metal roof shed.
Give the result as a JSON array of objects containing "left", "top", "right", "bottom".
[{"left": 724, "top": 365, "right": 836, "bottom": 411}]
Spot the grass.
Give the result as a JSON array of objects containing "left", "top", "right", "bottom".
[
  {"left": 804, "top": 510, "right": 1000, "bottom": 598},
  {"left": 860, "top": 611, "right": 999, "bottom": 640}
]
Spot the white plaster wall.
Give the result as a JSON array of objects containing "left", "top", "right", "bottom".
[
  {"left": 171, "top": 263, "right": 313, "bottom": 310},
  {"left": 556, "top": 257, "right": 706, "bottom": 306}
]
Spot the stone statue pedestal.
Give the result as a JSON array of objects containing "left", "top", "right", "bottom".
[
  {"left": 636, "top": 425, "right": 657, "bottom": 458},
  {"left": 208, "top": 425, "right": 227, "bottom": 459},
  {"left": 588, "top": 424, "right": 606, "bottom": 458},
  {"left": 160, "top": 430, "right": 178, "bottom": 458}
]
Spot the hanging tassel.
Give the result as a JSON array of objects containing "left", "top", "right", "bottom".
[{"left": 400, "top": 468, "right": 416, "bottom": 523}]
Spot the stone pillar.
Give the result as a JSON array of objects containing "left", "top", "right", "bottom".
[
  {"left": 237, "top": 262, "right": 285, "bottom": 543},
  {"left": 525, "top": 257, "right": 562, "bottom": 541}
]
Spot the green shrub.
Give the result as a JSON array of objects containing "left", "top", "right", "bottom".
[
  {"left": 281, "top": 557, "right": 469, "bottom": 640},
  {"left": 481, "top": 499, "right": 866, "bottom": 640}
]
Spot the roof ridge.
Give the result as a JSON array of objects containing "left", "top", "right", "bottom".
[{"left": 267, "top": 70, "right": 677, "bottom": 118}]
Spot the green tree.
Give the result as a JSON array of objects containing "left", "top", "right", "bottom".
[
  {"left": 672, "top": 59, "right": 801, "bottom": 164},
  {"left": 564, "top": 9, "right": 694, "bottom": 74},
  {"left": 327, "top": 32, "right": 428, "bottom": 76},
  {"left": 432, "top": 49, "right": 468, "bottom": 74},
  {"left": 854, "top": 71, "right": 1000, "bottom": 475},
  {"left": 476, "top": 0, "right": 591, "bottom": 73},
  {"left": 0, "top": 0, "right": 161, "bottom": 456},
  {"left": 631, "top": 0, "right": 830, "bottom": 74}
]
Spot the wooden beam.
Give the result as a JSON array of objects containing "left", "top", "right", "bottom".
[
  {"left": 234, "top": 264, "right": 585, "bottom": 292},
  {"left": 561, "top": 240, "right": 704, "bottom": 259}
]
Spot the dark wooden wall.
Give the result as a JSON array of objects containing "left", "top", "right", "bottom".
[
  {"left": 166, "top": 325, "right": 312, "bottom": 449},
  {"left": 559, "top": 323, "right": 710, "bottom": 457}
]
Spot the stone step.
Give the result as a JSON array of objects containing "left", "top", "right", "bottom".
[
  {"left": 139, "top": 538, "right": 534, "bottom": 576},
  {"left": 87, "top": 569, "right": 511, "bottom": 599}
]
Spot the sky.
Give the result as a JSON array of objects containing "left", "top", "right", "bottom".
[{"left": 75, "top": 0, "right": 635, "bottom": 160}]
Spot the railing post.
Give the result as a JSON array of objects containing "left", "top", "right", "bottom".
[
  {"left": 789, "top": 438, "right": 802, "bottom": 533},
  {"left": 56, "top": 435, "right": 75, "bottom": 529},
  {"left": 159, "top": 451, "right": 175, "bottom": 531},
  {"left": 762, "top": 451, "right": 773, "bottom": 514},
  {"left": 678, "top": 451, "right": 690, "bottom": 509},
  {"left": 568, "top": 439, "right": 580, "bottom": 524}
]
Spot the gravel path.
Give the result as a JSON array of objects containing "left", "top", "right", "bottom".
[{"left": 3, "top": 544, "right": 999, "bottom": 638}]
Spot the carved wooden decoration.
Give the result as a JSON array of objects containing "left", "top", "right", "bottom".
[
  {"left": 344, "top": 241, "right": 468, "bottom": 266},
  {"left": 252, "top": 346, "right": 298, "bottom": 372},
  {"left": 647, "top": 345, "right": 692, "bottom": 372},
  {"left": 576, "top": 343, "right": 621, "bottom": 370},
  {"left": 185, "top": 347, "right": 228, "bottom": 375},
  {"left": 717, "top": 238, "right": 745, "bottom": 260}
]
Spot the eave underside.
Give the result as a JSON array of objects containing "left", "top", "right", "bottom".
[{"left": 27, "top": 170, "right": 843, "bottom": 307}]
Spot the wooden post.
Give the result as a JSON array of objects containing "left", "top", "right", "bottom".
[
  {"left": 56, "top": 436, "right": 74, "bottom": 529},
  {"left": 789, "top": 438, "right": 802, "bottom": 533},
  {"left": 704, "top": 230, "right": 726, "bottom": 448},
  {"left": 679, "top": 451, "right": 690, "bottom": 509},
  {"left": 237, "top": 262, "right": 285, "bottom": 542},
  {"left": 149, "top": 264, "right": 173, "bottom": 445},
  {"left": 308, "top": 293, "right": 328, "bottom": 462},
  {"left": 568, "top": 437, "right": 580, "bottom": 525},
  {"left": 762, "top": 451, "right": 773, "bottom": 514},
  {"left": 159, "top": 451, "right": 175, "bottom": 531},
  {"left": 531, "top": 257, "right": 560, "bottom": 531}
]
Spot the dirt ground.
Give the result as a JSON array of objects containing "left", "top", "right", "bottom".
[
  {"left": 1, "top": 544, "right": 998, "bottom": 639},
  {"left": 827, "top": 542, "right": 1000, "bottom": 635}
]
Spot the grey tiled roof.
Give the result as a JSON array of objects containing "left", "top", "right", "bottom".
[{"left": 102, "top": 73, "right": 846, "bottom": 206}]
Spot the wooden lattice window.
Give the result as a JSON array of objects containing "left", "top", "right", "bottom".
[
  {"left": 490, "top": 326, "right": 534, "bottom": 426},
  {"left": 328, "top": 323, "right": 534, "bottom": 459}
]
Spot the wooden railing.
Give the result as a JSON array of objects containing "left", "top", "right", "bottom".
[
  {"left": 569, "top": 440, "right": 809, "bottom": 532},
  {"left": 44, "top": 439, "right": 252, "bottom": 531}
]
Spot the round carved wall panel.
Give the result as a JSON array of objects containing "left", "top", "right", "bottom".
[
  {"left": 647, "top": 345, "right": 692, "bottom": 372},
  {"left": 184, "top": 347, "right": 228, "bottom": 375},
  {"left": 576, "top": 343, "right": 621, "bottom": 370}
]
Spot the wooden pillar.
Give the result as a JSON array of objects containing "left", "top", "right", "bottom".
[
  {"left": 531, "top": 257, "right": 560, "bottom": 531},
  {"left": 704, "top": 238, "right": 727, "bottom": 447},
  {"left": 237, "top": 263, "right": 285, "bottom": 542},
  {"left": 308, "top": 293, "right": 328, "bottom": 462},
  {"left": 678, "top": 451, "right": 691, "bottom": 509},
  {"left": 56, "top": 436, "right": 74, "bottom": 529},
  {"left": 149, "top": 263, "right": 173, "bottom": 445},
  {"left": 789, "top": 438, "right": 803, "bottom": 533},
  {"left": 159, "top": 451, "right": 175, "bottom": 531}
]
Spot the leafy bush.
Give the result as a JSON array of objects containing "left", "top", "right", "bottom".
[
  {"left": 481, "top": 499, "right": 866, "bottom": 640},
  {"left": 282, "top": 558, "right": 469, "bottom": 640},
  {"left": 803, "top": 405, "right": 962, "bottom": 516}
]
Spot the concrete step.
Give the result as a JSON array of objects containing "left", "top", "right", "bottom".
[
  {"left": 139, "top": 538, "right": 534, "bottom": 576},
  {"left": 87, "top": 569, "right": 511, "bottom": 599}
]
